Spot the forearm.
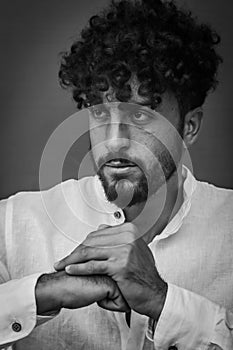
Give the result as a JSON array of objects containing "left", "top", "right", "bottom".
[
  {"left": 146, "top": 279, "right": 168, "bottom": 322},
  {"left": 35, "top": 271, "right": 65, "bottom": 315},
  {"left": 36, "top": 270, "right": 129, "bottom": 315}
]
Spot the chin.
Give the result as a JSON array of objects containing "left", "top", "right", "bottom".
[{"left": 97, "top": 167, "right": 149, "bottom": 207}]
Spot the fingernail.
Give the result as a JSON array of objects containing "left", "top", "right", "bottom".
[
  {"left": 53, "top": 261, "right": 60, "bottom": 270},
  {"left": 98, "top": 224, "right": 110, "bottom": 229},
  {"left": 65, "top": 265, "right": 71, "bottom": 273}
]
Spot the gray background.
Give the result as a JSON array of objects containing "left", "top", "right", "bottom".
[{"left": 0, "top": 0, "right": 232, "bottom": 199}]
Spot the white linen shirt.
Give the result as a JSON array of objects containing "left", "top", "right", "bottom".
[{"left": 0, "top": 167, "right": 233, "bottom": 350}]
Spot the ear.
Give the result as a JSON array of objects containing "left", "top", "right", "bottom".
[{"left": 182, "top": 107, "right": 203, "bottom": 148}]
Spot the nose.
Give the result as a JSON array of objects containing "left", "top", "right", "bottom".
[{"left": 105, "top": 120, "right": 130, "bottom": 153}]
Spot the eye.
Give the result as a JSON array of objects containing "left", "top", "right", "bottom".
[
  {"left": 91, "top": 107, "right": 109, "bottom": 120},
  {"left": 131, "top": 111, "right": 150, "bottom": 124}
]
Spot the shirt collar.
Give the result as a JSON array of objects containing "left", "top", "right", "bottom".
[
  {"left": 152, "top": 165, "right": 197, "bottom": 242},
  {"left": 94, "top": 165, "right": 197, "bottom": 240}
]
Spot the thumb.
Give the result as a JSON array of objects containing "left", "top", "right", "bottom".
[
  {"left": 98, "top": 279, "right": 130, "bottom": 312},
  {"left": 97, "top": 296, "right": 130, "bottom": 313}
]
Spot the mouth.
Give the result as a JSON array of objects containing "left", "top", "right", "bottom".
[{"left": 105, "top": 158, "right": 137, "bottom": 168}]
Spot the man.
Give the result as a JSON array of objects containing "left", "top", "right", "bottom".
[{"left": 0, "top": 0, "right": 232, "bottom": 349}]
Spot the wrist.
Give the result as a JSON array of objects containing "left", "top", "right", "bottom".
[
  {"left": 146, "top": 280, "right": 168, "bottom": 321},
  {"left": 35, "top": 272, "right": 64, "bottom": 315}
]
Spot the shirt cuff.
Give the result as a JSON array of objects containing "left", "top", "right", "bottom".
[
  {"left": 149, "top": 283, "right": 224, "bottom": 350},
  {"left": 0, "top": 273, "right": 42, "bottom": 346}
]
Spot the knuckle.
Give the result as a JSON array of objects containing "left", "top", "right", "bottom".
[
  {"left": 80, "top": 246, "right": 89, "bottom": 259},
  {"left": 85, "top": 231, "right": 95, "bottom": 241},
  {"left": 119, "top": 246, "right": 131, "bottom": 266},
  {"left": 99, "top": 263, "right": 106, "bottom": 273},
  {"left": 128, "top": 232, "right": 136, "bottom": 243},
  {"left": 119, "top": 259, "right": 130, "bottom": 277},
  {"left": 124, "top": 222, "right": 135, "bottom": 232},
  {"left": 122, "top": 244, "right": 133, "bottom": 256},
  {"left": 124, "top": 223, "right": 138, "bottom": 239},
  {"left": 86, "top": 261, "right": 95, "bottom": 274},
  {"left": 87, "top": 229, "right": 98, "bottom": 237},
  {"left": 62, "top": 254, "right": 71, "bottom": 266}
]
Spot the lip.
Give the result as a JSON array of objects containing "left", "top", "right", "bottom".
[
  {"left": 104, "top": 165, "right": 137, "bottom": 173},
  {"left": 105, "top": 160, "right": 136, "bottom": 168},
  {"left": 105, "top": 163, "right": 136, "bottom": 168}
]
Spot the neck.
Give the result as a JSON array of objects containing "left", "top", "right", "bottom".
[{"left": 123, "top": 165, "right": 184, "bottom": 244}]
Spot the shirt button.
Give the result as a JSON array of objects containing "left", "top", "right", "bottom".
[
  {"left": 168, "top": 346, "right": 178, "bottom": 350},
  {"left": 12, "top": 322, "right": 22, "bottom": 332},
  {"left": 114, "top": 211, "right": 121, "bottom": 219}
]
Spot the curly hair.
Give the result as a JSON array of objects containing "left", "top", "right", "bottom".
[{"left": 59, "top": 0, "right": 222, "bottom": 119}]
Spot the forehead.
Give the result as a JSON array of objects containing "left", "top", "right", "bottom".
[
  {"left": 100, "top": 83, "right": 179, "bottom": 118},
  {"left": 101, "top": 75, "right": 150, "bottom": 105}
]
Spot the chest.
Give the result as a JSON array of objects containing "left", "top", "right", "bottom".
[{"left": 152, "top": 221, "right": 233, "bottom": 310}]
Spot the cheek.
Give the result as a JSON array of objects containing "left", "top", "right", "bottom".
[
  {"left": 133, "top": 130, "right": 156, "bottom": 159},
  {"left": 162, "top": 128, "right": 183, "bottom": 163},
  {"left": 89, "top": 129, "right": 107, "bottom": 160},
  {"left": 131, "top": 133, "right": 159, "bottom": 173},
  {"left": 89, "top": 126, "right": 105, "bottom": 147},
  {"left": 150, "top": 121, "right": 183, "bottom": 159},
  {"left": 133, "top": 129, "right": 177, "bottom": 173}
]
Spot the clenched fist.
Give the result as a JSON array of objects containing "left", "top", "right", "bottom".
[
  {"left": 54, "top": 223, "right": 167, "bottom": 320},
  {"left": 35, "top": 270, "right": 130, "bottom": 315}
]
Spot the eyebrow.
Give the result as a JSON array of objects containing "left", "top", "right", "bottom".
[
  {"left": 97, "top": 100, "right": 153, "bottom": 113},
  {"left": 92, "top": 101, "right": 157, "bottom": 119},
  {"left": 123, "top": 100, "right": 151, "bottom": 107},
  {"left": 117, "top": 101, "right": 152, "bottom": 113}
]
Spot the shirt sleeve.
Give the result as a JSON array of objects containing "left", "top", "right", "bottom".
[
  {"left": 146, "top": 283, "right": 233, "bottom": 350},
  {"left": 0, "top": 198, "right": 58, "bottom": 348},
  {"left": 0, "top": 273, "right": 41, "bottom": 347}
]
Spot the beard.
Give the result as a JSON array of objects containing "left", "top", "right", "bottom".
[
  {"left": 94, "top": 145, "right": 177, "bottom": 208},
  {"left": 97, "top": 165, "right": 148, "bottom": 207}
]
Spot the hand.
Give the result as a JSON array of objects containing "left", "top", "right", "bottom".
[
  {"left": 35, "top": 270, "right": 130, "bottom": 315},
  {"left": 54, "top": 223, "right": 167, "bottom": 320}
]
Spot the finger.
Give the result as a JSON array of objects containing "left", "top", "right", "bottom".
[
  {"left": 84, "top": 227, "right": 136, "bottom": 247},
  {"left": 97, "top": 298, "right": 130, "bottom": 313},
  {"left": 98, "top": 224, "right": 111, "bottom": 229},
  {"left": 54, "top": 245, "right": 109, "bottom": 271},
  {"left": 65, "top": 261, "right": 108, "bottom": 275}
]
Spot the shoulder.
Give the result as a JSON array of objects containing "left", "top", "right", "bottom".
[
  {"left": 195, "top": 179, "right": 233, "bottom": 204},
  {"left": 191, "top": 178, "right": 233, "bottom": 219},
  {"left": 1, "top": 176, "right": 97, "bottom": 216}
]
